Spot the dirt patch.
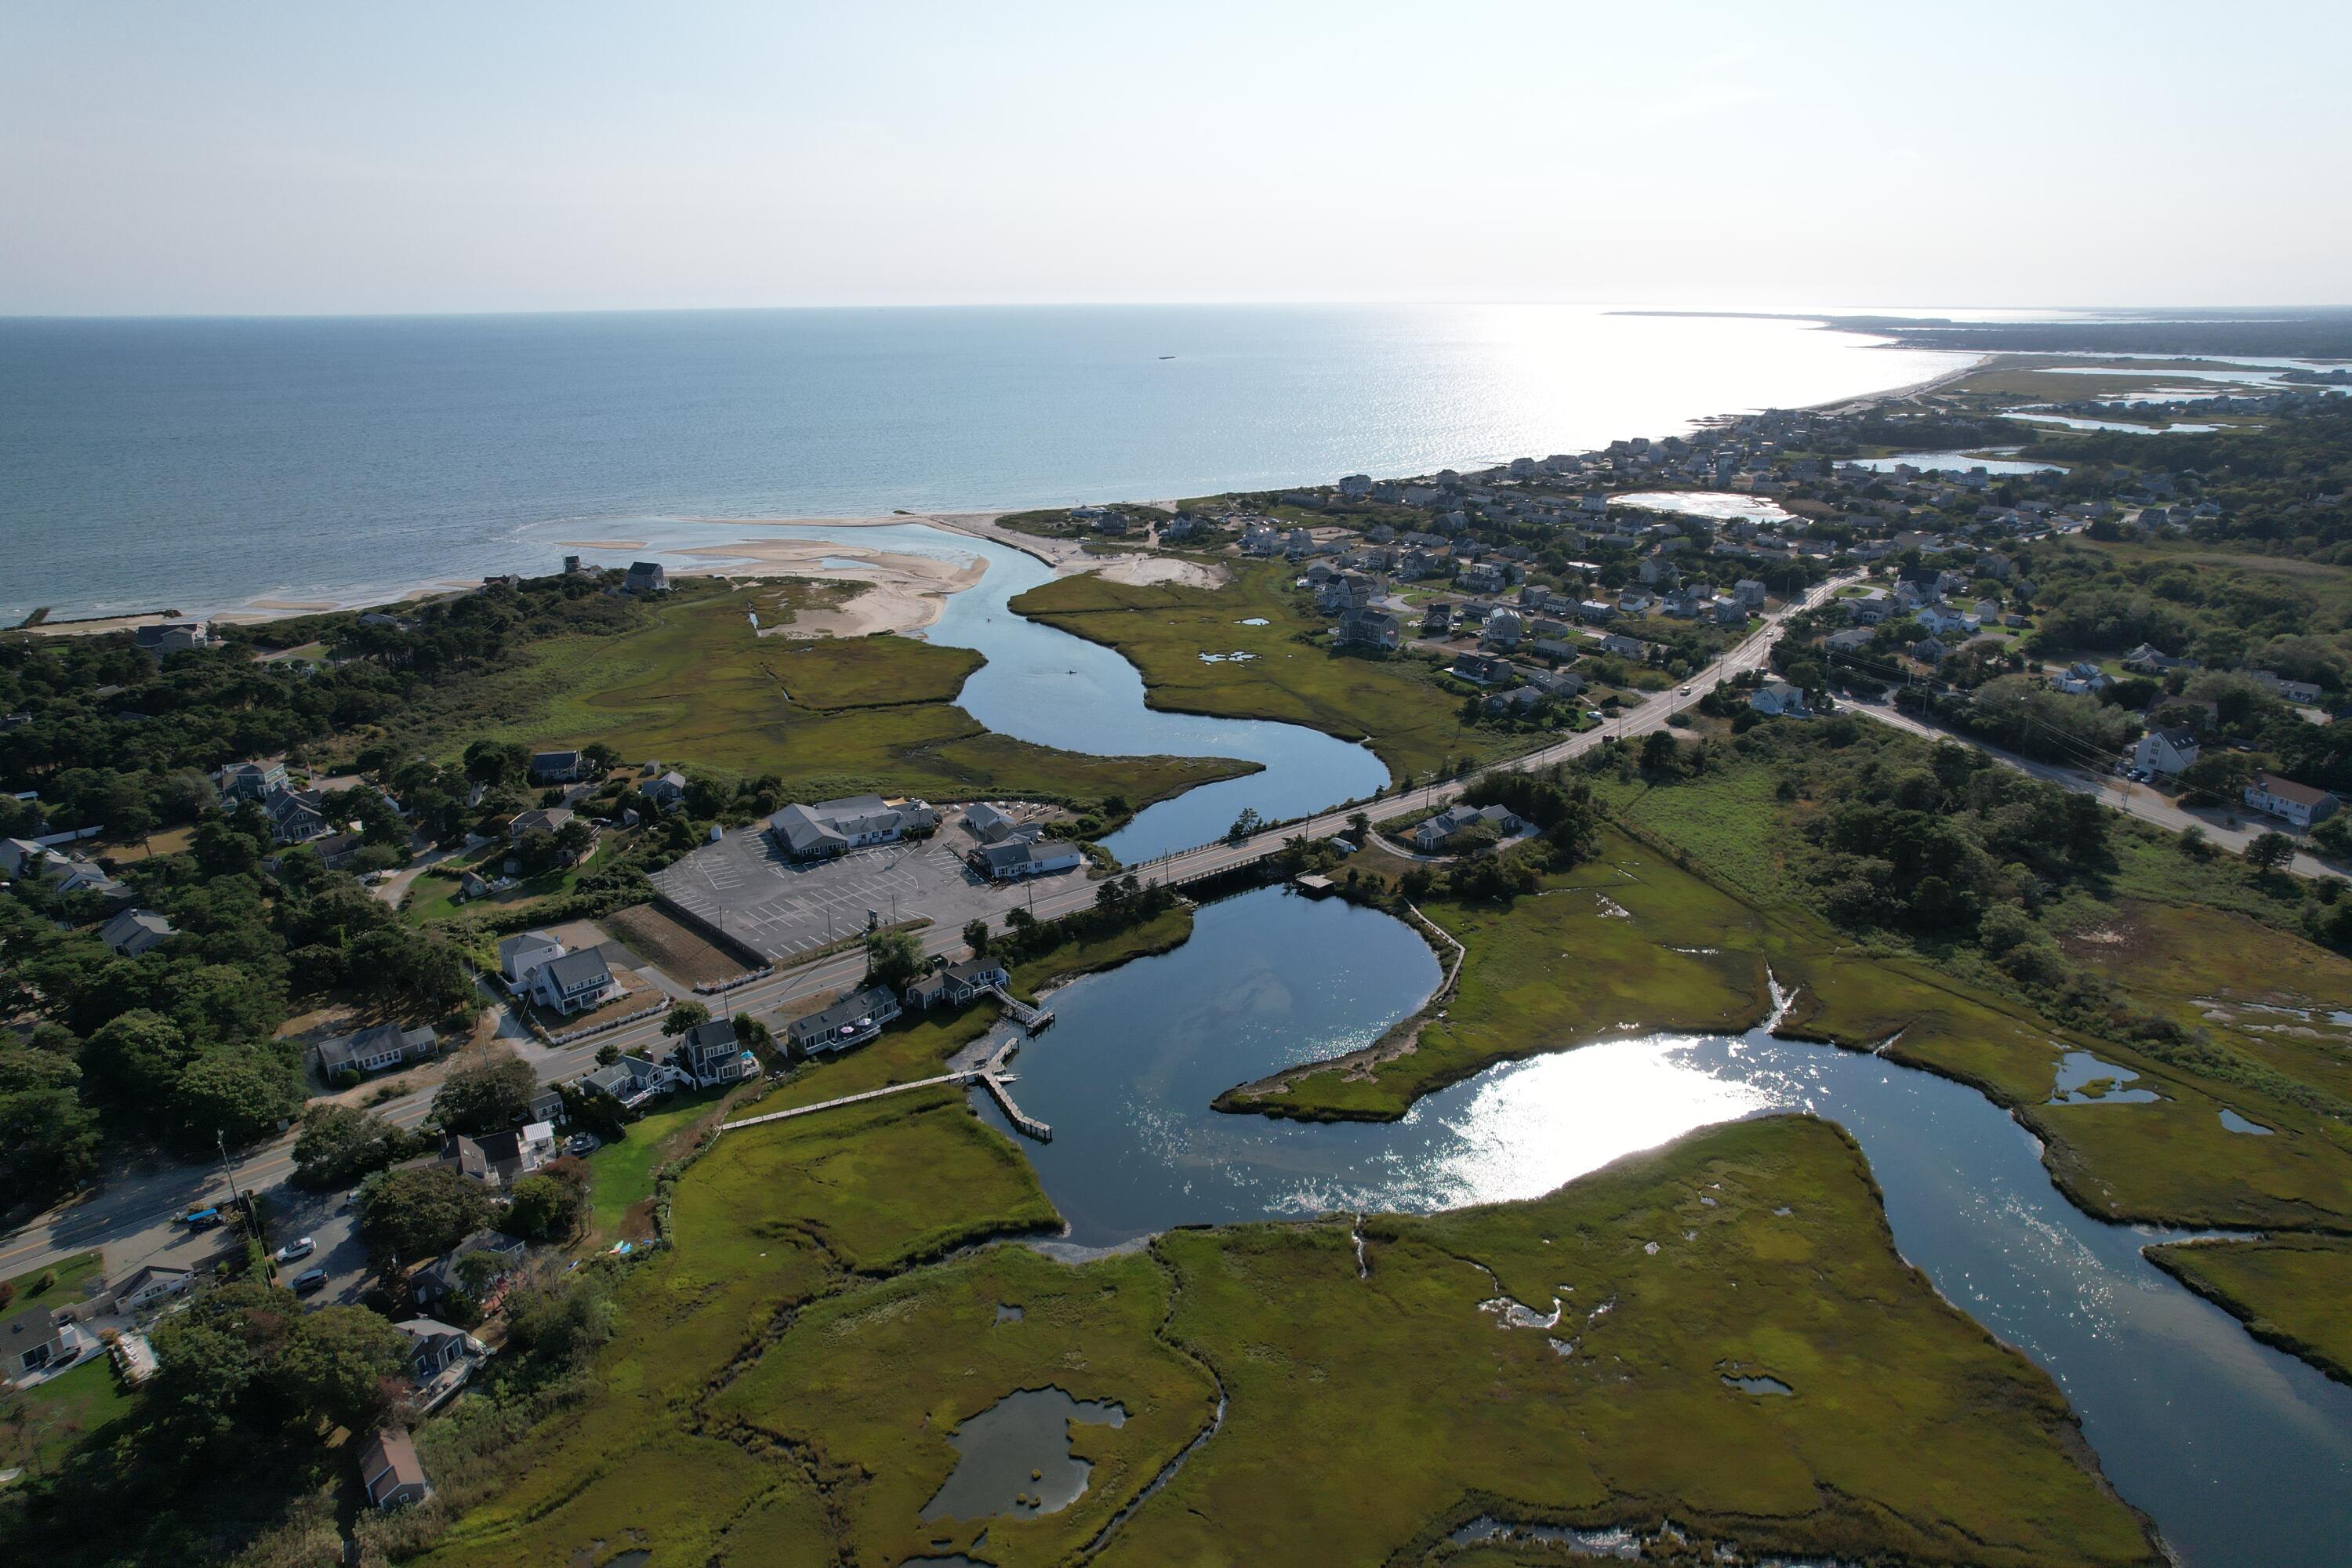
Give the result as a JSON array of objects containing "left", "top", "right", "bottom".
[
  {"left": 602, "top": 904, "right": 752, "bottom": 989},
  {"left": 620, "top": 1197, "right": 659, "bottom": 1243}
]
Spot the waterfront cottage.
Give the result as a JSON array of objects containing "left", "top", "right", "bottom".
[
  {"left": 903, "top": 956, "right": 1012, "bottom": 1011},
  {"left": 785, "top": 985, "right": 903, "bottom": 1057}
]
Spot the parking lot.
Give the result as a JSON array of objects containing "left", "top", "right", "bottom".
[{"left": 651, "top": 817, "right": 1044, "bottom": 961}]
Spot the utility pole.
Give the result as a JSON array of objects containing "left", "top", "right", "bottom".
[{"left": 216, "top": 1133, "right": 245, "bottom": 1232}]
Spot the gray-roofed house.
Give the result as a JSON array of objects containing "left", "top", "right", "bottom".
[
  {"left": 507, "top": 805, "right": 575, "bottom": 844},
  {"left": 2133, "top": 727, "right": 2200, "bottom": 778},
  {"left": 529, "top": 750, "right": 585, "bottom": 783},
  {"left": 768, "top": 794, "right": 938, "bottom": 860},
  {"left": 622, "top": 561, "right": 670, "bottom": 595},
  {"left": 784, "top": 985, "right": 902, "bottom": 1058},
  {"left": 675, "top": 1018, "right": 759, "bottom": 1087},
  {"left": 446, "top": 1122, "right": 555, "bottom": 1188},
  {"left": 967, "top": 839, "right": 1083, "bottom": 882},
  {"left": 497, "top": 930, "right": 565, "bottom": 987},
  {"left": 317, "top": 1022, "right": 438, "bottom": 1080},
  {"left": 578, "top": 1055, "right": 670, "bottom": 1111},
  {"left": 902, "top": 956, "right": 1013, "bottom": 1012},
  {"left": 219, "top": 760, "right": 289, "bottom": 803},
  {"left": 394, "top": 1317, "right": 481, "bottom": 1387},
  {"left": 2, "top": 1301, "right": 82, "bottom": 1383},
  {"left": 263, "top": 785, "right": 331, "bottom": 844},
  {"left": 644, "top": 770, "right": 690, "bottom": 811},
  {"left": 359, "top": 1428, "right": 431, "bottom": 1511},
  {"left": 1411, "top": 803, "right": 1522, "bottom": 853},
  {"left": 962, "top": 802, "right": 1021, "bottom": 844},
  {"left": 1748, "top": 681, "right": 1812, "bottom": 718},
  {"left": 527, "top": 949, "right": 618, "bottom": 1015},
  {"left": 412, "top": 1232, "right": 527, "bottom": 1312},
  {"left": 99, "top": 907, "right": 176, "bottom": 958}
]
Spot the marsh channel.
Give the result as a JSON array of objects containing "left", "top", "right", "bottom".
[{"left": 766, "top": 520, "right": 2351, "bottom": 1563}]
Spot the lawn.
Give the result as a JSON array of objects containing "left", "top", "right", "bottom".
[
  {"left": 2, "top": 1249, "right": 103, "bottom": 1305},
  {"left": 1009, "top": 563, "right": 1519, "bottom": 780},
  {"left": 0, "top": 1357, "right": 135, "bottom": 1478},
  {"left": 2145, "top": 1234, "right": 2352, "bottom": 1385},
  {"left": 583, "top": 1085, "right": 735, "bottom": 1239},
  {"left": 404, "top": 833, "right": 632, "bottom": 927},
  {"left": 376, "top": 578, "right": 1250, "bottom": 810}
]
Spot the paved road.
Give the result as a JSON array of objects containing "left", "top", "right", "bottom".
[
  {"left": 0, "top": 579, "right": 1841, "bottom": 1284},
  {"left": 1844, "top": 698, "right": 2346, "bottom": 880}
]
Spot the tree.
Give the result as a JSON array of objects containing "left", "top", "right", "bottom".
[
  {"left": 595, "top": 1041, "right": 622, "bottom": 1067},
  {"left": 358, "top": 1164, "right": 495, "bottom": 1261},
  {"left": 1225, "top": 808, "right": 1265, "bottom": 844},
  {"left": 149, "top": 1281, "right": 407, "bottom": 1442},
  {"left": 864, "top": 927, "right": 922, "bottom": 989},
  {"left": 1639, "top": 731, "right": 1682, "bottom": 778},
  {"left": 2245, "top": 831, "right": 2296, "bottom": 874},
  {"left": 1346, "top": 811, "right": 1371, "bottom": 844},
  {"left": 463, "top": 739, "right": 530, "bottom": 788},
  {"left": 291, "top": 1103, "right": 423, "bottom": 1189},
  {"left": 0, "top": 1046, "right": 102, "bottom": 1201},
  {"left": 1005, "top": 905, "right": 1037, "bottom": 934},
  {"left": 660, "top": 1000, "right": 710, "bottom": 1037},
  {"left": 431, "top": 1047, "right": 539, "bottom": 1135},
  {"left": 580, "top": 742, "right": 622, "bottom": 776},
  {"left": 171, "top": 1044, "right": 304, "bottom": 1147},
  {"left": 962, "top": 917, "right": 990, "bottom": 956},
  {"left": 503, "top": 1160, "right": 590, "bottom": 1241},
  {"left": 82, "top": 1009, "right": 197, "bottom": 1104},
  {"left": 275, "top": 1305, "right": 410, "bottom": 1434}
]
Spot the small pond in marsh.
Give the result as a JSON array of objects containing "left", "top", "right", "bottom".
[{"left": 920, "top": 1388, "right": 1128, "bottom": 1522}]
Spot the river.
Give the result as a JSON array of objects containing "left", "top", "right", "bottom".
[{"left": 968, "top": 884, "right": 2352, "bottom": 1566}]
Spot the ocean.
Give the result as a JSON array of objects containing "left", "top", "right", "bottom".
[{"left": 0, "top": 304, "right": 1967, "bottom": 622}]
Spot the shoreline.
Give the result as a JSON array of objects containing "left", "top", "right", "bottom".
[{"left": 9, "top": 349, "right": 1983, "bottom": 635}]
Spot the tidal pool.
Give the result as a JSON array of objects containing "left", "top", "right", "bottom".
[
  {"left": 971, "top": 884, "right": 2352, "bottom": 1565},
  {"left": 2049, "top": 1048, "right": 2161, "bottom": 1104},
  {"left": 920, "top": 1388, "right": 1127, "bottom": 1522}
]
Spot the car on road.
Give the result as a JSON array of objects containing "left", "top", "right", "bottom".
[
  {"left": 274, "top": 1237, "right": 315, "bottom": 1262},
  {"left": 178, "top": 1207, "right": 222, "bottom": 1229},
  {"left": 290, "top": 1267, "right": 329, "bottom": 1294},
  {"left": 1679, "top": 685, "right": 1693, "bottom": 695}
]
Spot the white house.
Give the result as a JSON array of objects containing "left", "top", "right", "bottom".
[
  {"left": 2133, "top": 727, "right": 2200, "bottom": 777},
  {"left": 497, "top": 930, "right": 567, "bottom": 988},
  {"left": 1748, "top": 681, "right": 1811, "bottom": 718},
  {"left": 99, "top": 907, "right": 176, "bottom": 957},
  {"left": 2245, "top": 773, "right": 2339, "bottom": 829}
]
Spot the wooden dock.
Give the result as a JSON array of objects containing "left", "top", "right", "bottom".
[
  {"left": 986, "top": 982, "right": 1054, "bottom": 1032},
  {"left": 716, "top": 1033, "right": 1053, "bottom": 1145}
]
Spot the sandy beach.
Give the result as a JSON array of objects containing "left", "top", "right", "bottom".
[{"left": 574, "top": 528, "right": 991, "bottom": 637}]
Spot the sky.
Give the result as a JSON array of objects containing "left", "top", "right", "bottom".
[{"left": 3, "top": 0, "right": 2348, "bottom": 316}]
